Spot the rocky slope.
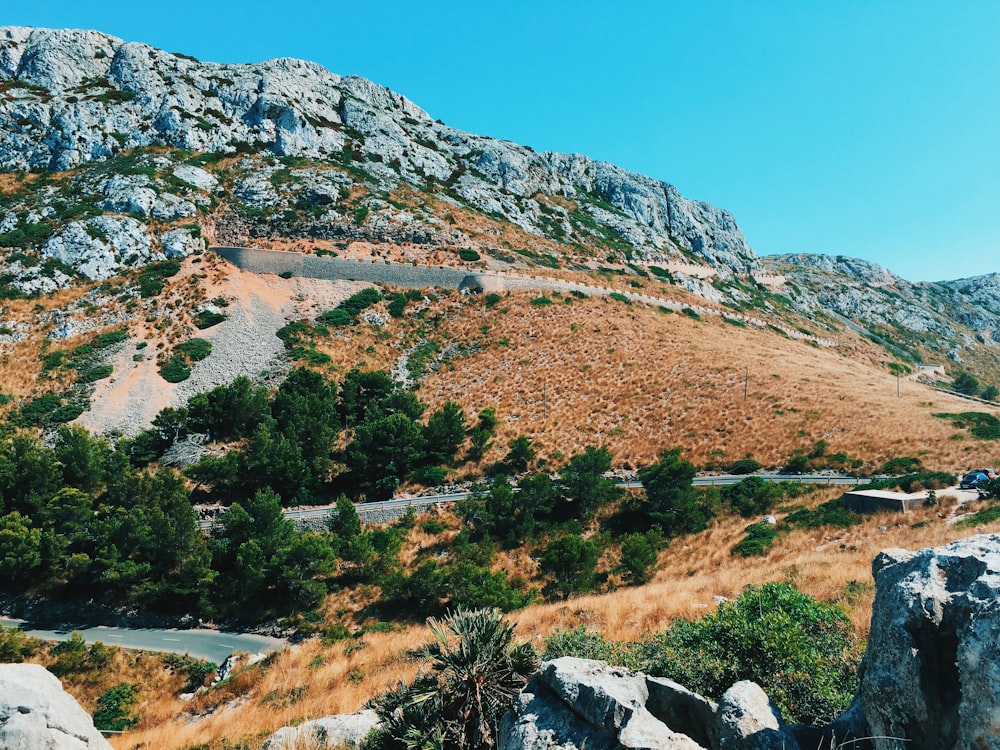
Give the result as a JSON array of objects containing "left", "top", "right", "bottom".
[
  {"left": 0, "top": 24, "right": 758, "bottom": 301},
  {"left": 765, "top": 253, "right": 1000, "bottom": 367}
]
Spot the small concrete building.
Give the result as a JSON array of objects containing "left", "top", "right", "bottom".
[{"left": 842, "top": 489, "right": 926, "bottom": 514}]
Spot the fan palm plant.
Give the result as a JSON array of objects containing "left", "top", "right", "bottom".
[{"left": 366, "top": 607, "right": 539, "bottom": 750}]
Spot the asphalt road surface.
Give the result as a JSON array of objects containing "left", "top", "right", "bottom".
[{"left": 0, "top": 618, "right": 285, "bottom": 664}]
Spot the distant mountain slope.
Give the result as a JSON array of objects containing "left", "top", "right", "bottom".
[
  {"left": 764, "top": 253, "right": 1000, "bottom": 367},
  {"left": 0, "top": 25, "right": 757, "bottom": 284}
]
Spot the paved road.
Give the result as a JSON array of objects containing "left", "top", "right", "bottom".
[
  {"left": 258, "top": 473, "right": 872, "bottom": 527},
  {"left": 0, "top": 618, "right": 285, "bottom": 664}
]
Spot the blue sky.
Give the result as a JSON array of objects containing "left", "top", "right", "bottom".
[{"left": 8, "top": 1, "right": 999, "bottom": 281}]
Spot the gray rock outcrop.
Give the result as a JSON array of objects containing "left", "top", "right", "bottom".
[
  {"left": 765, "top": 253, "right": 1000, "bottom": 361},
  {"left": 0, "top": 662, "right": 112, "bottom": 749},
  {"left": 715, "top": 682, "right": 799, "bottom": 750},
  {"left": 259, "top": 709, "right": 379, "bottom": 749},
  {"left": 500, "top": 657, "right": 713, "bottom": 750},
  {"left": 858, "top": 533, "right": 1000, "bottom": 750},
  {"left": 0, "top": 25, "right": 759, "bottom": 282}
]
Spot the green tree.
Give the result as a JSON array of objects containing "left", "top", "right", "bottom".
[
  {"left": 423, "top": 401, "right": 467, "bottom": 465},
  {"left": 539, "top": 534, "right": 599, "bottom": 599},
  {"left": 53, "top": 424, "right": 110, "bottom": 494},
  {"left": 345, "top": 413, "right": 424, "bottom": 501},
  {"left": 722, "top": 476, "right": 781, "bottom": 518},
  {"left": 185, "top": 375, "right": 273, "bottom": 440},
  {"left": 465, "top": 408, "right": 498, "bottom": 461},
  {"left": 953, "top": 371, "right": 980, "bottom": 396},
  {"left": 0, "top": 434, "right": 61, "bottom": 516},
  {"left": 239, "top": 424, "right": 312, "bottom": 504},
  {"left": 556, "top": 445, "right": 620, "bottom": 520},
  {"left": 639, "top": 448, "right": 709, "bottom": 535},
  {"left": 502, "top": 436, "right": 536, "bottom": 474},
  {"left": 271, "top": 367, "right": 339, "bottom": 479},
  {"left": 0, "top": 511, "right": 43, "bottom": 584},
  {"left": 620, "top": 534, "right": 658, "bottom": 584}
]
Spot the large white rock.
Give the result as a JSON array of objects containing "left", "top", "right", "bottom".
[
  {"left": 41, "top": 216, "right": 158, "bottom": 280},
  {"left": 0, "top": 663, "right": 112, "bottom": 749},
  {"left": 858, "top": 534, "right": 1000, "bottom": 750},
  {"left": 260, "top": 709, "right": 379, "bottom": 749},
  {"left": 500, "top": 657, "right": 706, "bottom": 750},
  {"left": 715, "top": 681, "right": 799, "bottom": 750}
]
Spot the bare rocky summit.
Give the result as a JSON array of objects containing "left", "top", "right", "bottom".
[{"left": 0, "top": 25, "right": 758, "bottom": 292}]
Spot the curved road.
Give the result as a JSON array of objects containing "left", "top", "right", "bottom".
[
  {"left": 9, "top": 474, "right": 868, "bottom": 657},
  {"left": 0, "top": 617, "right": 284, "bottom": 664},
  {"left": 271, "top": 473, "right": 871, "bottom": 526}
]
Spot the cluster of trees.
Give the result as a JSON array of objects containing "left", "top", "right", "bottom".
[
  {"left": 0, "top": 367, "right": 499, "bottom": 621},
  {"left": 0, "top": 422, "right": 347, "bottom": 619},
  {"left": 131, "top": 368, "right": 492, "bottom": 504},
  {"left": 953, "top": 371, "right": 999, "bottom": 402}
]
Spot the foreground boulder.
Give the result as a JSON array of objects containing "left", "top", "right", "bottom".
[
  {"left": 858, "top": 533, "right": 1000, "bottom": 750},
  {"left": 0, "top": 663, "right": 112, "bottom": 749},
  {"left": 500, "top": 657, "right": 716, "bottom": 750},
  {"left": 716, "top": 682, "right": 799, "bottom": 750},
  {"left": 259, "top": 709, "right": 379, "bottom": 749}
]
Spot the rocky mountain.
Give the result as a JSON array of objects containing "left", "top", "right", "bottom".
[
  {"left": 764, "top": 253, "right": 1000, "bottom": 366},
  {"left": 0, "top": 25, "right": 759, "bottom": 300},
  {"left": 2, "top": 26, "right": 1000, "bottom": 387}
]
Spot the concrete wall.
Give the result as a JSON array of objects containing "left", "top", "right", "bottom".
[
  {"left": 214, "top": 246, "right": 472, "bottom": 290},
  {"left": 842, "top": 490, "right": 924, "bottom": 514}
]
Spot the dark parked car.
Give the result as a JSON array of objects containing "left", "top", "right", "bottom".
[{"left": 960, "top": 468, "right": 997, "bottom": 489}]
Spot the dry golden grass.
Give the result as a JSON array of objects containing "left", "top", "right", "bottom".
[
  {"left": 310, "top": 288, "right": 999, "bottom": 473},
  {"left": 114, "top": 627, "right": 426, "bottom": 750}
]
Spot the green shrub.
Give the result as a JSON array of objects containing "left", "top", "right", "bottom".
[
  {"left": 640, "top": 583, "right": 860, "bottom": 725},
  {"left": 0, "top": 623, "right": 38, "bottom": 662},
  {"left": 681, "top": 307, "right": 701, "bottom": 320},
  {"left": 159, "top": 356, "right": 191, "bottom": 383},
  {"left": 93, "top": 683, "right": 139, "bottom": 732},
  {"left": 485, "top": 292, "right": 502, "bottom": 308},
  {"left": 387, "top": 293, "right": 408, "bottom": 318},
  {"left": 195, "top": 310, "right": 227, "bottom": 329},
  {"left": 318, "top": 308, "right": 353, "bottom": 327},
  {"left": 174, "top": 338, "right": 212, "bottom": 362},
  {"left": 18, "top": 393, "right": 62, "bottom": 425},
  {"left": 881, "top": 456, "right": 923, "bottom": 474},
  {"left": 339, "top": 288, "right": 382, "bottom": 317},
  {"left": 783, "top": 498, "right": 861, "bottom": 530},
  {"left": 731, "top": 522, "right": 778, "bottom": 556},
  {"left": 530, "top": 296, "right": 553, "bottom": 307},
  {"left": 77, "top": 364, "right": 113, "bottom": 383},
  {"left": 94, "top": 329, "right": 128, "bottom": 348},
  {"left": 458, "top": 248, "right": 481, "bottom": 262},
  {"left": 50, "top": 403, "right": 85, "bottom": 423},
  {"left": 278, "top": 270, "right": 294, "bottom": 279},
  {"left": 955, "top": 503, "right": 1000, "bottom": 529},
  {"left": 421, "top": 520, "right": 447, "bottom": 535},
  {"left": 729, "top": 458, "right": 760, "bottom": 475},
  {"left": 609, "top": 292, "right": 630, "bottom": 304},
  {"left": 542, "top": 626, "right": 642, "bottom": 671},
  {"left": 865, "top": 471, "right": 956, "bottom": 492}
]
